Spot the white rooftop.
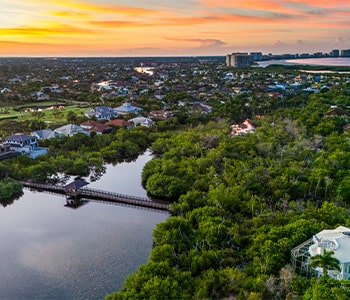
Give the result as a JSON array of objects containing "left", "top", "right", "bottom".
[{"left": 309, "top": 226, "right": 350, "bottom": 263}]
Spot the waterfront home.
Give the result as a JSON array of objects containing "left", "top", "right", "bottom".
[
  {"left": 0, "top": 143, "right": 17, "bottom": 160},
  {"left": 4, "top": 134, "right": 48, "bottom": 158},
  {"left": 291, "top": 226, "right": 350, "bottom": 280},
  {"left": 85, "top": 105, "right": 118, "bottom": 121},
  {"left": 5, "top": 134, "right": 38, "bottom": 149}
]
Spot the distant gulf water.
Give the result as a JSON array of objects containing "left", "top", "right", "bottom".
[
  {"left": 287, "top": 57, "right": 350, "bottom": 67},
  {"left": 258, "top": 57, "right": 350, "bottom": 67}
]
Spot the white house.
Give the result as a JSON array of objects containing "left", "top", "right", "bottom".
[
  {"left": 85, "top": 105, "right": 118, "bottom": 121},
  {"left": 1, "top": 87, "right": 12, "bottom": 94},
  {"left": 31, "top": 129, "right": 61, "bottom": 140},
  {"left": 292, "top": 226, "right": 350, "bottom": 280},
  {"left": 54, "top": 124, "right": 89, "bottom": 137},
  {"left": 115, "top": 102, "right": 143, "bottom": 115},
  {"left": 128, "top": 116, "right": 154, "bottom": 128},
  {"left": 231, "top": 119, "right": 255, "bottom": 136}
]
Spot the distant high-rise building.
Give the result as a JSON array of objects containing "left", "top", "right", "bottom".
[
  {"left": 250, "top": 52, "right": 263, "bottom": 61},
  {"left": 341, "top": 49, "right": 350, "bottom": 57},
  {"left": 226, "top": 54, "right": 232, "bottom": 66},
  {"left": 330, "top": 49, "right": 340, "bottom": 57},
  {"left": 226, "top": 52, "right": 251, "bottom": 67}
]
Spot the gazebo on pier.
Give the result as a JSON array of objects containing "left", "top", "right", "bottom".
[{"left": 64, "top": 178, "right": 89, "bottom": 208}]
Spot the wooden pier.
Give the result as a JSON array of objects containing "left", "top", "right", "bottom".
[{"left": 20, "top": 180, "right": 170, "bottom": 212}]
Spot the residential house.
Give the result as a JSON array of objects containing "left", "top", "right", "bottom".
[
  {"left": 114, "top": 102, "right": 143, "bottom": 115},
  {"left": 0, "top": 143, "right": 17, "bottom": 160},
  {"left": 1, "top": 87, "right": 12, "bottom": 94},
  {"left": 54, "top": 124, "right": 89, "bottom": 137},
  {"left": 231, "top": 119, "right": 255, "bottom": 136},
  {"left": 128, "top": 116, "right": 154, "bottom": 128},
  {"left": 80, "top": 120, "right": 112, "bottom": 134},
  {"left": 324, "top": 108, "right": 350, "bottom": 117},
  {"left": 36, "top": 91, "right": 50, "bottom": 101},
  {"left": 31, "top": 129, "right": 61, "bottom": 140},
  {"left": 5, "top": 133, "right": 38, "bottom": 149},
  {"left": 51, "top": 85, "right": 64, "bottom": 93},
  {"left": 85, "top": 105, "right": 118, "bottom": 121},
  {"left": 4, "top": 133, "right": 47, "bottom": 158},
  {"left": 95, "top": 81, "right": 113, "bottom": 91},
  {"left": 343, "top": 124, "right": 350, "bottom": 133},
  {"left": 149, "top": 110, "right": 173, "bottom": 120},
  {"left": 291, "top": 226, "right": 350, "bottom": 280},
  {"left": 106, "top": 119, "right": 134, "bottom": 129},
  {"left": 8, "top": 78, "right": 21, "bottom": 83},
  {"left": 186, "top": 104, "right": 208, "bottom": 114}
]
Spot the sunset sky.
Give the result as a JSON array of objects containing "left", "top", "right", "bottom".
[{"left": 1, "top": 0, "right": 349, "bottom": 57}]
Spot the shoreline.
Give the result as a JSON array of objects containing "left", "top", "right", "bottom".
[{"left": 258, "top": 57, "right": 350, "bottom": 68}]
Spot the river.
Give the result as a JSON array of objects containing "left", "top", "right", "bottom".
[{"left": 0, "top": 151, "right": 168, "bottom": 300}]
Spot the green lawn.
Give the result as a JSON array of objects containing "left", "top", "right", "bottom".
[{"left": 0, "top": 100, "right": 90, "bottom": 124}]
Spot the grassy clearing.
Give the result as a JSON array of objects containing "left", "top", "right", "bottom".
[{"left": 0, "top": 100, "right": 90, "bottom": 122}]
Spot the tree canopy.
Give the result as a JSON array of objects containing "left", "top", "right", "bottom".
[{"left": 310, "top": 249, "right": 341, "bottom": 277}]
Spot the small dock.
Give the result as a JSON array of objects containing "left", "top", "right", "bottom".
[{"left": 20, "top": 180, "right": 170, "bottom": 212}]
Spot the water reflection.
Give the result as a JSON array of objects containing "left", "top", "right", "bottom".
[
  {"left": 0, "top": 151, "right": 168, "bottom": 299},
  {"left": 88, "top": 150, "right": 152, "bottom": 197},
  {"left": 0, "top": 192, "right": 23, "bottom": 207}
]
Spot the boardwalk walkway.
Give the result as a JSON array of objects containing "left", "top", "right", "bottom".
[{"left": 20, "top": 181, "right": 170, "bottom": 211}]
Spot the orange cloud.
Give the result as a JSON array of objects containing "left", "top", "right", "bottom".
[
  {"left": 53, "top": 11, "right": 89, "bottom": 18},
  {"left": 201, "top": 0, "right": 291, "bottom": 12},
  {"left": 0, "top": 40, "right": 79, "bottom": 56},
  {"left": 165, "top": 37, "right": 226, "bottom": 47},
  {"left": 52, "top": 0, "right": 157, "bottom": 16},
  {"left": 1, "top": 0, "right": 350, "bottom": 56},
  {"left": 89, "top": 20, "right": 155, "bottom": 28},
  {"left": 0, "top": 24, "right": 95, "bottom": 37}
]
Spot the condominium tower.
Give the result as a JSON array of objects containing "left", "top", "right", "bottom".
[{"left": 226, "top": 52, "right": 252, "bottom": 67}]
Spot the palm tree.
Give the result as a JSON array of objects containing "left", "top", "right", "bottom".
[{"left": 310, "top": 249, "right": 341, "bottom": 277}]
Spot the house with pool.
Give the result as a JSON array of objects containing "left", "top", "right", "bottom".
[{"left": 4, "top": 133, "right": 48, "bottom": 158}]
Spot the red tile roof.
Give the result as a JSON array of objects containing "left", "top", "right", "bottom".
[{"left": 106, "top": 119, "right": 133, "bottom": 127}]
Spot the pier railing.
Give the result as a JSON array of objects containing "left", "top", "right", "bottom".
[{"left": 20, "top": 181, "right": 170, "bottom": 211}]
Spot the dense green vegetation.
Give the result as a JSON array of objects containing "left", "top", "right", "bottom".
[
  {"left": 0, "top": 126, "right": 152, "bottom": 186},
  {"left": 1, "top": 60, "right": 350, "bottom": 298},
  {"left": 0, "top": 177, "right": 23, "bottom": 206},
  {"left": 107, "top": 82, "right": 350, "bottom": 299}
]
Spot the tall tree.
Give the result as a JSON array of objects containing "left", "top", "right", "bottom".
[{"left": 310, "top": 249, "right": 341, "bottom": 277}]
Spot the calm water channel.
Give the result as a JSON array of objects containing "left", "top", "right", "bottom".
[{"left": 0, "top": 151, "right": 168, "bottom": 300}]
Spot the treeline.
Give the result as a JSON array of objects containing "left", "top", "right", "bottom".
[
  {"left": 0, "top": 126, "right": 152, "bottom": 205},
  {"left": 0, "top": 177, "right": 23, "bottom": 206},
  {"left": 107, "top": 86, "right": 350, "bottom": 299}
]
